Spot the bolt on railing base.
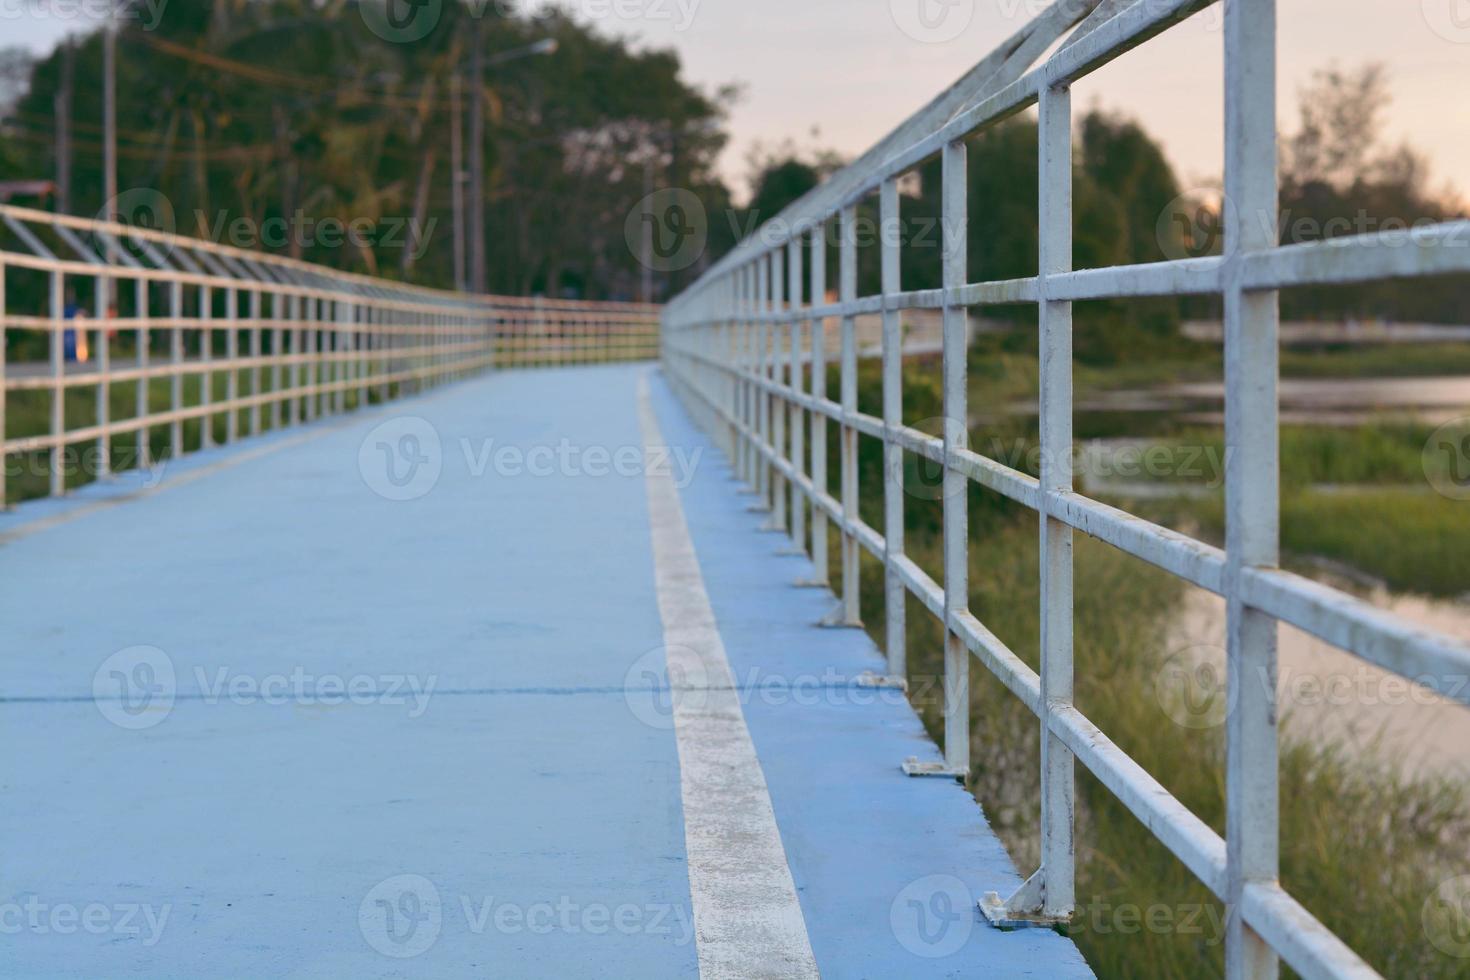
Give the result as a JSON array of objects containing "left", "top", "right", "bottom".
[
  {"left": 901, "top": 757, "right": 966, "bottom": 781},
  {"left": 979, "top": 872, "right": 1072, "bottom": 931},
  {"left": 856, "top": 671, "right": 907, "bottom": 691}
]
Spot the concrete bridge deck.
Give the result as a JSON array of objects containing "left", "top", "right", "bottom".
[{"left": 0, "top": 363, "right": 1090, "bottom": 978}]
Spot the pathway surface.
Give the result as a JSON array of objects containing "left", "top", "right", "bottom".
[{"left": 0, "top": 363, "right": 1092, "bottom": 978}]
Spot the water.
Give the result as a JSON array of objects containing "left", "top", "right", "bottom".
[
  {"left": 1082, "top": 376, "right": 1470, "bottom": 426},
  {"left": 1168, "top": 583, "right": 1470, "bottom": 779}
]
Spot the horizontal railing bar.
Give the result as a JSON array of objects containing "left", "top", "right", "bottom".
[
  {"left": 1047, "top": 490, "right": 1227, "bottom": 594},
  {"left": 1239, "top": 565, "right": 1470, "bottom": 706},
  {"left": 1047, "top": 257, "right": 1222, "bottom": 300},
  {"left": 1242, "top": 221, "right": 1470, "bottom": 290}
]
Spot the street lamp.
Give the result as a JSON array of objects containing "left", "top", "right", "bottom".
[{"left": 465, "top": 35, "right": 558, "bottom": 295}]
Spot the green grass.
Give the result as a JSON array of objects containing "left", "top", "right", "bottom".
[
  {"left": 1106, "top": 421, "right": 1443, "bottom": 490},
  {"left": 1280, "top": 342, "right": 1470, "bottom": 379},
  {"left": 3, "top": 362, "right": 393, "bottom": 506},
  {"left": 1182, "top": 489, "right": 1470, "bottom": 599}
]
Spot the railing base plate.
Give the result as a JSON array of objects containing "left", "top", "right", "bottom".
[
  {"left": 979, "top": 891, "right": 1071, "bottom": 931},
  {"left": 856, "top": 671, "right": 907, "bottom": 691},
  {"left": 901, "top": 757, "right": 965, "bottom": 780}
]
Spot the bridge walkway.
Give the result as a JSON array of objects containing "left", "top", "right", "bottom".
[{"left": 0, "top": 363, "right": 1091, "bottom": 978}]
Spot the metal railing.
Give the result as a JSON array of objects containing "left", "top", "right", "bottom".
[
  {"left": 660, "top": 1, "right": 1470, "bottom": 977},
  {"left": 0, "top": 203, "right": 660, "bottom": 505}
]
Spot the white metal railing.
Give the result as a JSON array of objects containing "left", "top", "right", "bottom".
[
  {"left": 0, "top": 203, "right": 660, "bottom": 505},
  {"left": 660, "top": 1, "right": 1470, "bottom": 977}
]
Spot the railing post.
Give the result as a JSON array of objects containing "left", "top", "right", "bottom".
[
  {"left": 225, "top": 286, "right": 238, "bottom": 444},
  {"left": 740, "top": 265, "right": 754, "bottom": 488},
  {"left": 200, "top": 285, "right": 214, "bottom": 449},
  {"left": 787, "top": 237, "right": 806, "bottom": 555},
  {"left": 49, "top": 270, "right": 64, "bottom": 496},
  {"left": 756, "top": 257, "right": 771, "bottom": 508},
  {"left": 725, "top": 291, "right": 737, "bottom": 457},
  {"left": 135, "top": 278, "right": 149, "bottom": 469},
  {"left": 169, "top": 280, "right": 183, "bottom": 456},
  {"left": 305, "top": 297, "right": 318, "bottom": 422},
  {"left": 880, "top": 178, "right": 906, "bottom": 680},
  {"left": 769, "top": 249, "right": 787, "bottom": 533},
  {"left": 835, "top": 206, "right": 860, "bottom": 626},
  {"left": 355, "top": 302, "right": 367, "bottom": 409},
  {"left": 249, "top": 289, "right": 262, "bottom": 436},
  {"left": 376, "top": 306, "right": 389, "bottom": 404},
  {"left": 335, "top": 300, "right": 347, "bottom": 415},
  {"left": 1224, "top": 0, "right": 1281, "bottom": 976},
  {"left": 807, "top": 224, "right": 829, "bottom": 586},
  {"left": 1037, "top": 83, "right": 1076, "bottom": 920},
  {"left": 289, "top": 293, "right": 301, "bottom": 427},
  {"left": 95, "top": 271, "right": 110, "bottom": 478},
  {"left": 941, "top": 142, "right": 973, "bottom": 782},
  {"left": 271, "top": 292, "right": 284, "bottom": 430}
]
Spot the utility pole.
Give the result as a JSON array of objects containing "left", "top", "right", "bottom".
[
  {"left": 54, "top": 37, "right": 73, "bottom": 214},
  {"left": 103, "top": 14, "right": 117, "bottom": 218},
  {"left": 103, "top": 10, "right": 119, "bottom": 307},
  {"left": 640, "top": 154, "right": 653, "bottom": 304},
  {"left": 450, "top": 70, "right": 466, "bottom": 293},
  {"left": 465, "top": 33, "right": 557, "bottom": 296},
  {"left": 468, "top": 20, "right": 486, "bottom": 295}
]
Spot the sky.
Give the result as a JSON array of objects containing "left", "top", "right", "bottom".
[{"left": 8, "top": 0, "right": 1468, "bottom": 202}]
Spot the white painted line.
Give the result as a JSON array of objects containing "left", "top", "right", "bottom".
[{"left": 637, "top": 372, "right": 821, "bottom": 980}]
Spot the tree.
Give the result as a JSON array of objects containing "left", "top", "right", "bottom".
[
  {"left": 6, "top": 3, "right": 734, "bottom": 300},
  {"left": 1279, "top": 63, "right": 1464, "bottom": 323}
]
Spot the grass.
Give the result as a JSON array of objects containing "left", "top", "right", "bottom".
[
  {"left": 2, "top": 362, "right": 394, "bottom": 506},
  {"left": 1099, "top": 421, "right": 1442, "bottom": 490},
  {"left": 1280, "top": 342, "right": 1470, "bottom": 379},
  {"left": 1163, "top": 489, "right": 1470, "bottom": 599}
]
